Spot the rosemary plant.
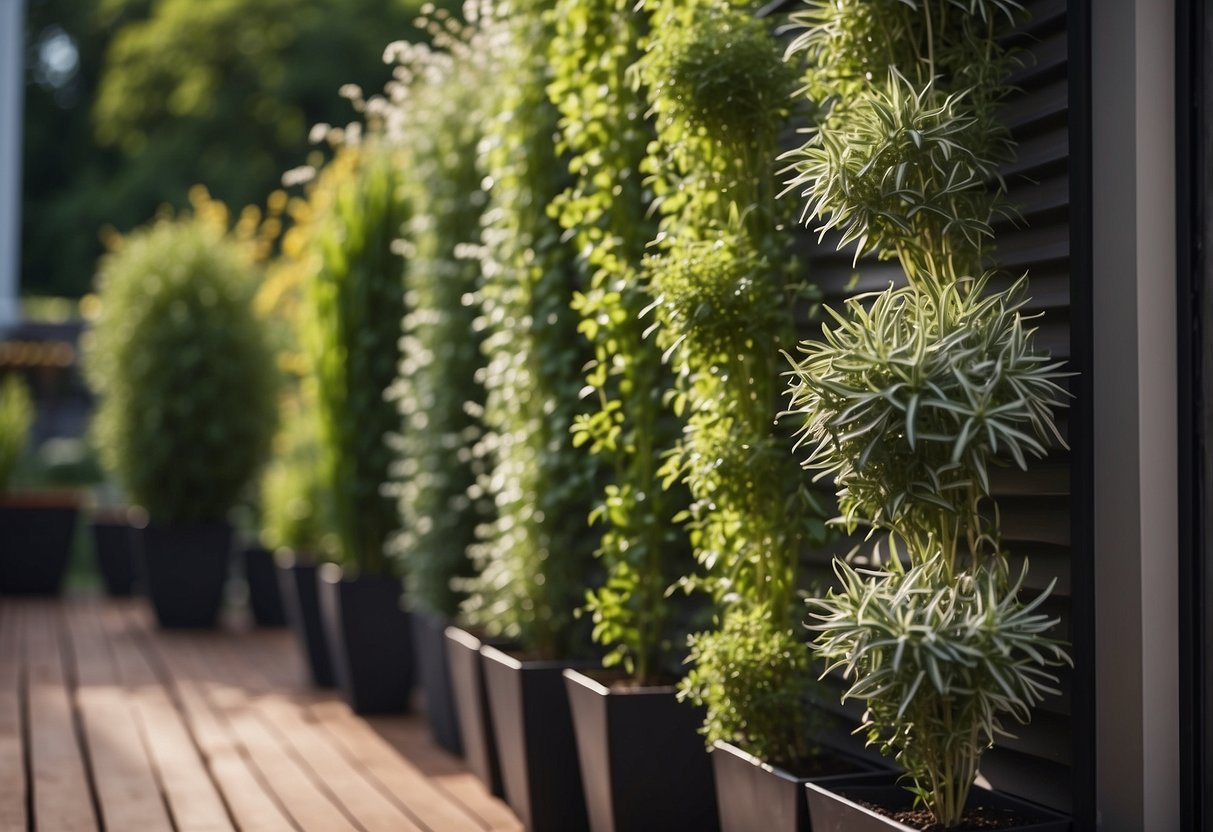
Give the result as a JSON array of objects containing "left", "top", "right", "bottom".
[{"left": 781, "top": 1, "right": 1071, "bottom": 825}]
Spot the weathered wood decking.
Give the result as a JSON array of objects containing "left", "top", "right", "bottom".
[{"left": 0, "top": 598, "right": 522, "bottom": 832}]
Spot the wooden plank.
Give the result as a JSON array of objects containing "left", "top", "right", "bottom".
[
  {"left": 364, "top": 716, "right": 522, "bottom": 832},
  {"left": 233, "top": 625, "right": 507, "bottom": 832},
  {"left": 0, "top": 601, "right": 28, "bottom": 832},
  {"left": 174, "top": 635, "right": 359, "bottom": 832},
  {"left": 65, "top": 602, "right": 174, "bottom": 832},
  {"left": 24, "top": 601, "right": 98, "bottom": 831},
  {"left": 105, "top": 604, "right": 234, "bottom": 832},
  {"left": 141, "top": 624, "right": 298, "bottom": 832}
]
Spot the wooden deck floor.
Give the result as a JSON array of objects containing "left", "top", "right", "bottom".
[{"left": 0, "top": 597, "right": 522, "bottom": 832}]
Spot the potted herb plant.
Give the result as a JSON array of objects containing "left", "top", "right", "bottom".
[
  {"left": 84, "top": 211, "right": 277, "bottom": 627},
  {"left": 634, "top": 8, "right": 877, "bottom": 832},
  {"left": 780, "top": 2, "right": 1072, "bottom": 829},
  {"left": 0, "top": 373, "right": 82, "bottom": 595},
  {"left": 303, "top": 144, "right": 414, "bottom": 714},
  {"left": 547, "top": 2, "right": 723, "bottom": 830}
]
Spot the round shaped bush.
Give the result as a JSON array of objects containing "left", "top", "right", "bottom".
[{"left": 85, "top": 217, "right": 277, "bottom": 526}]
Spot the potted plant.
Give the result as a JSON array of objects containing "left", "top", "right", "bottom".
[
  {"left": 0, "top": 373, "right": 82, "bottom": 595},
  {"left": 89, "top": 502, "right": 141, "bottom": 597},
  {"left": 634, "top": 8, "right": 875, "bottom": 832},
  {"left": 377, "top": 18, "right": 494, "bottom": 756},
  {"left": 84, "top": 211, "right": 277, "bottom": 627},
  {"left": 780, "top": 2, "right": 1072, "bottom": 829},
  {"left": 546, "top": 3, "right": 724, "bottom": 830},
  {"left": 453, "top": 4, "right": 603, "bottom": 829},
  {"left": 302, "top": 144, "right": 414, "bottom": 714}
]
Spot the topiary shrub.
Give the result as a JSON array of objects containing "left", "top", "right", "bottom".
[
  {"left": 84, "top": 214, "right": 277, "bottom": 527},
  {"left": 0, "top": 375, "right": 33, "bottom": 494}
]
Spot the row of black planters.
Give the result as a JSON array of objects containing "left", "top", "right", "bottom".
[{"left": 318, "top": 614, "right": 1072, "bottom": 832}]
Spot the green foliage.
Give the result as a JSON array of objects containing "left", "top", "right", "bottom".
[
  {"left": 457, "top": 0, "right": 599, "bottom": 659},
  {"left": 782, "top": 2, "right": 1070, "bottom": 826},
  {"left": 303, "top": 148, "right": 409, "bottom": 577},
  {"left": 810, "top": 555, "right": 1069, "bottom": 824},
  {"left": 381, "top": 16, "right": 494, "bottom": 618},
  {"left": 639, "top": 3, "right": 827, "bottom": 759},
  {"left": 549, "top": 0, "right": 690, "bottom": 683},
  {"left": 0, "top": 376, "right": 34, "bottom": 493},
  {"left": 785, "top": 275, "right": 1067, "bottom": 575},
  {"left": 259, "top": 388, "right": 336, "bottom": 557},
  {"left": 84, "top": 215, "right": 277, "bottom": 526},
  {"left": 680, "top": 604, "right": 812, "bottom": 766},
  {"left": 24, "top": 0, "right": 449, "bottom": 297}
]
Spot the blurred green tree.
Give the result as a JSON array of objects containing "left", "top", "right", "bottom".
[{"left": 22, "top": 0, "right": 443, "bottom": 297}]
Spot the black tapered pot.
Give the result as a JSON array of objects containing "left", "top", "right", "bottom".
[
  {"left": 276, "top": 552, "right": 335, "bottom": 687},
  {"left": 713, "top": 740, "right": 889, "bottom": 832},
  {"left": 411, "top": 610, "right": 462, "bottom": 754},
  {"left": 564, "top": 669, "right": 719, "bottom": 832},
  {"left": 241, "top": 546, "right": 286, "bottom": 627},
  {"left": 0, "top": 494, "right": 81, "bottom": 595},
  {"left": 804, "top": 782, "right": 1072, "bottom": 832},
  {"left": 317, "top": 566, "right": 414, "bottom": 714},
  {"left": 90, "top": 511, "right": 139, "bottom": 597},
  {"left": 481, "top": 645, "right": 590, "bottom": 832},
  {"left": 138, "top": 523, "right": 232, "bottom": 629},
  {"left": 445, "top": 626, "right": 507, "bottom": 797}
]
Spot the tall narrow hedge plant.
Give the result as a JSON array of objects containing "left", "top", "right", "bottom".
[
  {"left": 640, "top": 4, "right": 829, "bottom": 766},
  {"left": 457, "top": 0, "right": 599, "bottom": 660},
  {"left": 304, "top": 147, "right": 409, "bottom": 577}
]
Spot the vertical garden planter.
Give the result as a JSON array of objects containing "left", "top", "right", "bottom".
[
  {"left": 445, "top": 626, "right": 508, "bottom": 797},
  {"left": 803, "top": 782, "right": 1072, "bottom": 832},
  {"left": 139, "top": 523, "right": 232, "bottom": 629},
  {"left": 90, "top": 508, "right": 138, "bottom": 597},
  {"left": 0, "top": 492, "right": 81, "bottom": 595},
  {"left": 276, "top": 552, "right": 335, "bottom": 687},
  {"left": 317, "top": 565, "right": 414, "bottom": 714},
  {"left": 712, "top": 740, "right": 887, "bottom": 832},
  {"left": 240, "top": 545, "right": 286, "bottom": 627},
  {"left": 563, "top": 669, "right": 719, "bottom": 832},
  {"left": 481, "top": 645, "right": 590, "bottom": 832},
  {"left": 411, "top": 610, "right": 462, "bottom": 754}
]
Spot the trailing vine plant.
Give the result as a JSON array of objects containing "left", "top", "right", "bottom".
[
  {"left": 639, "top": 3, "right": 830, "bottom": 765},
  {"left": 548, "top": 0, "right": 692, "bottom": 685},
  {"left": 780, "top": 2, "right": 1071, "bottom": 826},
  {"left": 378, "top": 15, "right": 494, "bottom": 620},
  {"left": 456, "top": 0, "right": 600, "bottom": 660}
]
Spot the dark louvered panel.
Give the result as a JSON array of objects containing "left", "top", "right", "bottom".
[{"left": 783, "top": 0, "right": 1076, "bottom": 815}]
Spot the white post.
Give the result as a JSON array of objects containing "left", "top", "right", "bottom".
[
  {"left": 1092, "top": 0, "right": 1180, "bottom": 829},
  {"left": 0, "top": 0, "right": 24, "bottom": 332}
]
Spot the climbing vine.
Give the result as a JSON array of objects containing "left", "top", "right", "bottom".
[{"left": 457, "top": 0, "right": 600, "bottom": 659}]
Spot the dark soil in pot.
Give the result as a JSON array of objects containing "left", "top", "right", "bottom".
[
  {"left": 411, "top": 610, "right": 462, "bottom": 754},
  {"left": 317, "top": 566, "right": 414, "bottom": 714},
  {"left": 138, "top": 523, "right": 232, "bottom": 629},
  {"left": 804, "top": 783, "right": 1071, "bottom": 832},
  {"left": 564, "top": 668, "right": 719, "bottom": 832},
  {"left": 276, "top": 552, "right": 335, "bottom": 687}
]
